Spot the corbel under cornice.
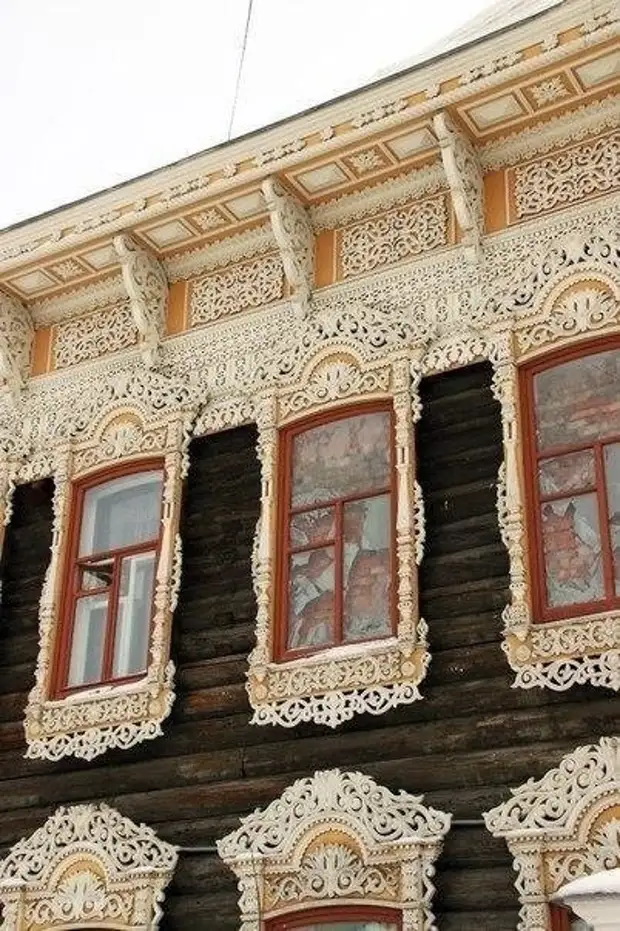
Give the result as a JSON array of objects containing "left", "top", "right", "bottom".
[
  {"left": 0, "top": 289, "right": 33, "bottom": 400},
  {"left": 113, "top": 233, "right": 169, "bottom": 368},
  {"left": 261, "top": 176, "right": 315, "bottom": 317},
  {"left": 433, "top": 110, "right": 484, "bottom": 263}
]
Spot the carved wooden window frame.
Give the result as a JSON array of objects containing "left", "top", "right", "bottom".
[
  {"left": 217, "top": 768, "right": 451, "bottom": 931},
  {"left": 0, "top": 803, "right": 177, "bottom": 931},
  {"left": 21, "top": 404, "right": 191, "bottom": 762},
  {"left": 266, "top": 904, "right": 403, "bottom": 929},
  {"left": 246, "top": 347, "right": 429, "bottom": 729},
  {"left": 275, "top": 400, "right": 398, "bottom": 662},
  {"left": 484, "top": 736, "right": 620, "bottom": 931}
]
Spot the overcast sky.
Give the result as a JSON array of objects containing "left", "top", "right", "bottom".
[{"left": 0, "top": 0, "right": 493, "bottom": 230}]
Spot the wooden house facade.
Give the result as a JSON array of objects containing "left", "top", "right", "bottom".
[{"left": 0, "top": 2, "right": 620, "bottom": 929}]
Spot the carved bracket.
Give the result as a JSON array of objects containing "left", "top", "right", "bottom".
[
  {"left": 113, "top": 233, "right": 169, "bottom": 367},
  {"left": 433, "top": 111, "right": 484, "bottom": 263},
  {"left": 0, "top": 290, "right": 33, "bottom": 400},
  {"left": 261, "top": 176, "right": 315, "bottom": 318}
]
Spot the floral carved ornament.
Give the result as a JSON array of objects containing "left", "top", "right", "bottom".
[
  {"left": 218, "top": 768, "right": 451, "bottom": 931},
  {"left": 10, "top": 397, "right": 196, "bottom": 762},
  {"left": 0, "top": 803, "right": 177, "bottom": 931}
]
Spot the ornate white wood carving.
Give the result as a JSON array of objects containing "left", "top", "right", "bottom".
[
  {"left": 0, "top": 803, "right": 177, "bottom": 931},
  {"left": 433, "top": 111, "right": 484, "bottom": 263},
  {"left": 53, "top": 300, "right": 137, "bottom": 368},
  {"left": 246, "top": 347, "right": 429, "bottom": 729},
  {"left": 0, "top": 290, "right": 33, "bottom": 399},
  {"left": 218, "top": 768, "right": 451, "bottom": 931},
  {"left": 190, "top": 254, "right": 284, "bottom": 325},
  {"left": 484, "top": 737, "right": 620, "bottom": 931},
  {"left": 21, "top": 398, "right": 195, "bottom": 761},
  {"left": 113, "top": 233, "right": 168, "bottom": 367},
  {"left": 261, "top": 176, "right": 314, "bottom": 318}
]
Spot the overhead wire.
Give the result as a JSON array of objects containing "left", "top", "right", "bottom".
[{"left": 227, "top": 0, "right": 254, "bottom": 140}]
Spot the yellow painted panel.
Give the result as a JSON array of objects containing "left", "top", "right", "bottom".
[
  {"left": 167, "top": 280, "right": 189, "bottom": 335},
  {"left": 31, "top": 327, "right": 52, "bottom": 376}
]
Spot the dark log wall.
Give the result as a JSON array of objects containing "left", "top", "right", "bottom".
[{"left": 1, "top": 363, "right": 620, "bottom": 930}]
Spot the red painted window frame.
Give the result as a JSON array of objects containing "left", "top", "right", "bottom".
[
  {"left": 265, "top": 904, "right": 402, "bottom": 930},
  {"left": 550, "top": 903, "right": 577, "bottom": 930},
  {"left": 521, "top": 336, "right": 620, "bottom": 623},
  {"left": 52, "top": 458, "right": 165, "bottom": 698},
  {"left": 274, "top": 400, "right": 398, "bottom": 662}
]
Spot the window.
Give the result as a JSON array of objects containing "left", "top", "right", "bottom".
[
  {"left": 550, "top": 906, "right": 592, "bottom": 931},
  {"left": 277, "top": 404, "right": 395, "bottom": 659},
  {"left": 522, "top": 340, "right": 620, "bottom": 621},
  {"left": 266, "top": 905, "right": 401, "bottom": 931},
  {"left": 56, "top": 464, "right": 164, "bottom": 694}
]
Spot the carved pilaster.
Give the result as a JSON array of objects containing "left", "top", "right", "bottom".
[
  {"left": 261, "top": 176, "right": 315, "bottom": 318},
  {"left": 433, "top": 111, "right": 484, "bottom": 263},
  {"left": 0, "top": 290, "right": 33, "bottom": 399},
  {"left": 113, "top": 234, "right": 169, "bottom": 367}
]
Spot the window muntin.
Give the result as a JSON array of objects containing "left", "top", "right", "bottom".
[
  {"left": 266, "top": 905, "right": 401, "bottom": 931},
  {"left": 58, "top": 466, "right": 163, "bottom": 693},
  {"left": 523, "top": 342, "right": 620, "bottom": 620},
  {"left": 278, "top": 405, "right": 396, "bottom": 659}
]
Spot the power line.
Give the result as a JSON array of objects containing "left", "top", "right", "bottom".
[{"left": 227, "top": 0, "right": 254, "bottom": 141}]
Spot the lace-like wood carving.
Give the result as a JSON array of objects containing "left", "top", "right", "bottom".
[
  {"left": 218, "top": 768, "right": 451, "bottom": 931},
  {"left": 0, "top": 803, "right": 177, "bottom": 931},
  {"left": 484, "top": 737, "right": 620, "bottom": 931}
]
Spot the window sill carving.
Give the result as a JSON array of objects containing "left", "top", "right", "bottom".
[
  {"left": 21, "top": 403, "right": 193, "bottom": 761},
  {"left": 246, "top": 348, "right": 429, "bottom": 728},
  {"left": 0, "top": 803, "right": 177, "bottom": 931},
  {"left": 218, "top": 768, "right": 451, "bottom": 931},
  {"left": 484, "top": 736, "right": 620, "bottom": 931}
]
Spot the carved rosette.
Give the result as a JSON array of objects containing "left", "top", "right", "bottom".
[
  {"left": 484, "top": 737, "right": 620, "bottom": 931},
  {"left": 218, "top": 768, "right": 451, "bottom": 931},
  {"left": 246, "top": 347, "right": 430, "bottom": 729},
  {"left": 23, "top": 403, "right": 194, "bottom": 761},
  {"left": 0, "top": 291, "right": 33, "bottom": 399},
  {"left": 0, "top": 803, "right": 177, "bottom": 931}
]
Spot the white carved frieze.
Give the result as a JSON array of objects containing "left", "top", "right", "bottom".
[
  {"left": 261, "top": 176, "right": 315, "bottom": 317},
  {"left": 433, "top": 111, "right": 484, "bottom": 263},
  {"left": 0, "top": 290, "right": 33, "bottom": 399},
  {"left": 113, "top": 233, "right": 169, "bottom": 367},
  {"left": 218, "top": 768, "right": 451, "bottom": 931}
]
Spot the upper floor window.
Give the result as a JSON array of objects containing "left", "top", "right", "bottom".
[
  {"left": 550, "top": 905, "right": 592, "bottom": 931},
  {"left": 266, "top": 905, "right": 401, "bottom": 930},
  {"left": 522, "top": 341, "right": 620, "bottom": 621},
  {"left": 277, "top": 404, "right": 395, "bottom": 660},
  {"left": 56, "top": 464, "right": 164, "bottom": 694}
]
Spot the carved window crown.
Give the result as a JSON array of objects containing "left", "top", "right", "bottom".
[
  {"left": 217, "top": 768, "right": 451, "bottom": 931},
  {"left": 246, "top": 347, "right": 429, "bottom": 729},
  {"left": 484, "top": 737, "right": 620, "bottom": 931},
  {"left": 0, "top": 803, "right": 178, "bottom": 931}
]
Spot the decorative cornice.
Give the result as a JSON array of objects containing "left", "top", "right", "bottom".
[
  {"left": 113, "top": 233, "right": 168, "bottom": 367},
  {"left": 261, "top": 176, "right": 314, "bottom": 317},
  {"left": 30, "top": 275, "right": 126, "bottom": 327},
  {"left": 164, "top": 222, "right": 274, "bottom": 282}
]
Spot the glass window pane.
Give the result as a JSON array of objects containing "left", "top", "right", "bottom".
[
  {"left": 294, "top": 923, "right": 398, "bottom": 931},
  {"left": 343, "top": 495, "right": 392, "bottom": 642},
  {"left": 288, "top": 547, "right": 335, "bottom": 651},
  {"left": 80, "top": 558, "right": 114, "bottom": 591},
  {"left": 68, "top": 594, "right": 108, "bottom": 687},
  {"left": 112, "top": 552, "right": 156, "bottom": 678},
  {"left": 291, "top": 412, "right": 390, "bottom": 508},
  {"left": 534, "top": 348, "right": 620, "bottom": 452},
  {"left": 79, "top": 471, "right": 163, "bottom": 557},
  {"left": 541, "top": 494, "right": 604, "bottom": 607},
  {"left": 538, "top": 450, "right": 595, "bottom": 497},
  {"left": 290, "top": 507, "right": 335, "bottom": 548},
  {"left": 604, "top": 442, "right": 620, "bottom": 595}
]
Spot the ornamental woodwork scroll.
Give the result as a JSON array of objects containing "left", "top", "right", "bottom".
[
  {"left": 433, "top": 111, "right": 484, "bottom": 263},
  {"left": 0, "top": 290, "right": 33, "bottom": 400},
  {"left": 261, "top": 176, "right": 315, "bottom": 318},
  {"left": 113, "top": 233, "right": 169, "bottom": 367},
  {"left": 218, "top": 768, "right": 451, "bottom": 931},
  {"left": 484, "top": 737, "right": 620, "bottom": 931},
  {"left": 246, "top": 347, "right": 429, "bottom": 729},
  {"left": 0, "top": 803, "right": 177, "bottom": 931}
]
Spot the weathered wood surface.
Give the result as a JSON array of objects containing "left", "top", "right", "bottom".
[{"left": 1, "top": 364, "right": 619, "bottom": 930}]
